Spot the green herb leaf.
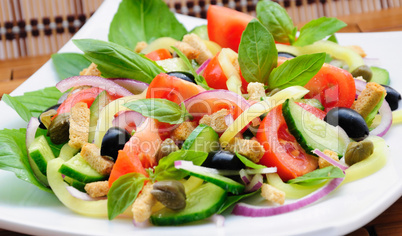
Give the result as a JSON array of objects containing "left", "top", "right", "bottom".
[
  {"left": 268, "top": 53, "right": 326, "bottom": 90},
  {"left": 2, "top": 87, "right": 63, "bottom": 122},
  {"left": 294, "top": 17, "right": 347, "bottom": 47},
  {"left": 256, "top": 0, "right": 297, "bottom": 44},
  {"left": 218, "top": 191, "right": 258, "bottom": 214},
  {"left": 287, "top": 166, "right": 345, "bottom": 185},
  {"left": 327, "top": 34, "right": 338, "bottom": 44},
  {"left": 0, "top": 128, "right": 52, "bottom": 192},
  {"left": 107, "top": 173, "right": 147, "bottom": 220},
  {"left": 236, "top": 153, "right": 266, "bottom": 169},
  {"left": 171, "top": 46, "right": 211, "bottom": 90},
  {"left": 73, "top": 39, "right": 165, "bottom": 83},
  {"left": 124, "top": 99, "right": 192, "bottom": 124},
  {"left": 108, "top": 0, "right": 187, "bottom": 50},
  {"left": 154, "top": 150, "right": 208, "bottom": 181},
  {"left": 51, "top": 53, "right": 91, "bottom": 80},
  {"left": 238, "top": 19, "right": 277, "bottom": 84}
]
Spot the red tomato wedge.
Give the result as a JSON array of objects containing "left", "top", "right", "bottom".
[
  {"left": 207, "top": 5, "right": 253, "bottom": 52},
  {"left": 56, "top": 87, "right": 103, "bottom": 115},
  {"left": 146, "top": 73, "right": 205, "bottom": 104},
  {"left": 145, "top": 48, "right": 172, "bottom": 61},
  {"left": 257, "top": 104, "right": 321, "bottom": 181}
]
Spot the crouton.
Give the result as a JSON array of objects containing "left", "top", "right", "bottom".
[
  {"left": 134, "top": 41, "right": 148, "bottom": 53},
  {"left": 171, "top": 121, "right": 197, "bottom": 141},
  {"left": 182, "top": 33, "right": 213, "bottom": 64},
  {"left": 85, "top": 181, "right": 109, "bottom": 198},
  {"left": 261, "top": 183, "right": 285, "bottom": 205},
  {"left": 351, "top": 82, "right": 386, "bottom": 119},
  {"left": 247, "top": 82, "right": 266, "bottom": 101},
  {"left": 68, "top": 102, "right": 90, "bottom": 149},
  {"left": 174, "top": 41, "right": 200, "bottom": 60},
  {"left": 79, "top": 63, "right": 101, "bottom": 77},
  {"left": 225, "top": 137, "right": 265, "bottom": 163},
  {"left": 132, "top": 182, "right": 157, "bottom": 223},
  {"left": 345, "top": 45, "right": 367, "bottom": 58},
  {"left": 156, "top": 138, "right": 179, "bottom": 163},
  {"left": 318, "top": 149, "right": 339, "bottom": 169},
  {"left": 81, "top": 143, "right": 114, "bottom": 175},
  {"left": 199, "top": 109, "right": 229, "bottom": 133}
]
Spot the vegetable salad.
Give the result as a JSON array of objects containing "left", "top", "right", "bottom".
[{"left": 0, "top": 0, "right": 400, "bottom": 229}]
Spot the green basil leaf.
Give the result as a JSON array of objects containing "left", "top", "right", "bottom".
[
  {"left": 108, "top": 0, "right": 187, "bottom": 50},
  {"left": 124, "top": 99, "right": 191, "bottom": 124},
  {"left": 2, "top": 87, "right": 63, "bottom": 122},
  {"left": 238, "top": 19, "right": 277, "bottom": 84},
  {"left": 366, "top": 94, "right": 385, "bottom": 127},
  {"left": 73, "top": 39, "right": 164, "bottom": 83},
  {"left": 327, "top": 34, "right": 338, "bottom": 44},
  {"left": 293, "top": 17, "right": 347, "bottom": 46},
  {"left": 218, "top": 191, "right": 258, "bottom": 214},
  {"left": 171, "top": 46, "right": 211, "bottom": 90},
  {"left": 268, "top": 53, "right": 326, "bottom": 90},
  {"left": 287, "top": 166, "right": 345, "bottom": 185},
  {"left": 107, "top": 173, "right": 147, "bottom": 220},
  {"left": 0, "top": 128, "right": 52, "bottom": 193},
  {"left": 236, "top": 152, "right": 266, "bottom": 169},
  {"left": 51, "top": 53, "right": 91, "bottom": 79},
  {"left": 154, "top": 150, "right": 208, "bottom": 181},
  {"left": 256, "top": 0, "right": 296, "bottom": 44}
]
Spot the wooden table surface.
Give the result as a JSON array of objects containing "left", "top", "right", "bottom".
[{"left": 1, "top": 6, "right": 402, "bottom": 236}]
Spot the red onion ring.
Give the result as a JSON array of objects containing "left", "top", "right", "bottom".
[
  {"left": 110, "top": 78, "right": 149, "bottom": 95},
  {"left": 66, "top": 186, "right": 107, "bottom": 201},
  {"left": 225, "top": 113, "right": 234, "bottom": 127},
  {"left": 244, "top": 174, "right": 263, "bottom": 193},
  {"left": 210, "top": 214, "right": 225, "bottom": 227},
  {"left": 312, "top": 149, "right": 349, "bottom": 171},
  {"left": 240, "top": 169, "right": 251, "bottom": 184},
  {"left": 26, "top": 117, "right": 40, "bottom": 150},
  {"left": 196, "top": 58, "right": 211, "bottom": 75},
  {"left": 56, "top": 75, "right": 133, "bottom": 97},
  {"left": 112, "top": 110, "right": 146, "bottom": 134}
]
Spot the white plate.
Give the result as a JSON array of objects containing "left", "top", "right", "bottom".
[{"left": 1, "top": 1, "right": 402, "bottom": 235}]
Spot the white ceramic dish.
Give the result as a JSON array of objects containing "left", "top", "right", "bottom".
[{"left": 1, "top": 0, "right": 402, "bottom": 235}]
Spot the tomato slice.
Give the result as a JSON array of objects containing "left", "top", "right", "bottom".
[
  {"left": 303, "top": 63, "right": 356, "bottom": 111},
  {"left": 145, "top": 48, "right": 172, "bottom": 61},
  {"left": 56, "top": 87, "right": 104, "bottom": 115},
  {"left": 207, "top": 5, "right": 253, "bottom": 52},
  {"left": 146, "top": 73, "right": 205, "bottom": 104},
  {"left": 256, "top": 104, "right": 319, "bottom": 181}
]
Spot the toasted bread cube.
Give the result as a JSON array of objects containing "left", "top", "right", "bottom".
[
  {"left": 85, "top": 181, "right": 109, "bottom": 198},
  {"left": 81, "top": 143, "right": 114, "bottom": 175},
  {"left": 132, "top": 182, "right": 157, "bottom": 223},
  {"left": 261, "top": 184, "right": 285, "bottom": 205},
  {"left": 318, "top": 149, "right": 340, "bottom": 169},
  {"left": 68, "top": 102, "right": 90, "bottom": 149},
  {"left": 351, "top": 82, "right": 386, "bottom": 119},
  {"left": 79, "top": 63, "right": 101, "bottom": 77}
]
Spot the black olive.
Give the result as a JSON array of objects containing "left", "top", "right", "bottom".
[
  {"left": 382, "top": 85, "right": 401, "bottom": 111},
  {"left": 278, "top": 52, "right": 296, "bottom": 58},
  {"left": 38, "top": 104, "right": 61, "bottom": 129},
  {"left": 324, "top": 108, "right": 369, "bottom": 141},
  {"left": 101, "top": 127, "right": 131, "bottom": 161},
  {"left": 242, "top": 128, "right": 255, "bottom": 140},
  {"left": 167, "top": 71, "right": 196, "bottom": 84},
  {"left": 202, "top": 151, "right": 245, "bottom": 170}
]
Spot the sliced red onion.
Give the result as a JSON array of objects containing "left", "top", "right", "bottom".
[
  {"left": 110, "top": 78, "right": 149, "bottom": 95},
  {"left": 240, "top": 169, "right": 251, "bottom": 185},
  {"left": 243, "top": 168, "right": 277, "bottom": 175},
  {"left": 225, "top": 113, "right": 234, "bottom": 127},
  {"left": 312, "top": 149, "right": 349, "bottom": 171},
  {"left": 57, "top": 92, "right": 69, "bottom": 104},
  {"left": 196, "top": 58, "right": 211, "bottom": 74},
  {"left": 232, "top": 176, "right": 344, "bottom": 217},
  {"left": 65, "top": 186, "right": 107, "bottom": 201},
  {"left": 210, "top": 214, "right": 225, "bottom": 227},
  {"left": 133, "top": 219, "right": 151, "bottom": 228},
  {"left": 56, "top": 75, "right": 133, "bottom": 97},
  {"left": 244, "top": 174, "right": 263, "bottom": 193},
  {"left": 354, "top": 79, "right": 393, "bottom": 137},
  {"left": 112, "top": 110, "right": 146, "bottom": 134},
  {"left": 26, "top": 117, "right": 40, "bottom": 150}
]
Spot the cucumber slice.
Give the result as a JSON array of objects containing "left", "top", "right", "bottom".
[
  {"left": 150, "top": 182, "right": 226, "bottom": 226},
  {"left": 282, "top": 99, "right": 350, "bottom": 156},
  {"left": 182, "top": 124, "right": 220, "bottom": 152},
  {"left": 58, "top": 143, "right": 79, "bottom": 161},
  {"left": 295, "top": 98, "right": 324, "bottom": 111},
  {"left": 156, "top": 58, "right": 191, "bottom": 73},
  {"left": 59, "top": 153, "right": 107, "bottom": 183},
  {"left": 189, "top": 25, "right": 209, "bottom": 40},
  {"left": 64, "top": 176, "right": 86, "bottom": 192},
  {"left": 28, "top": 135, "right": 56, "bottom": 175},
  {"left": 89, "top": 90, "right": 111, "bottom": 143},
  {"left": 370, "top": 66, "right": 390, "bottom": 85}
]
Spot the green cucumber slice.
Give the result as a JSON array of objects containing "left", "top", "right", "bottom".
[
  {"left": 370, "top": 66, "right": 390, "bottom": 85},
  {"left": 282, "top": 99, "right": 350, "bottom": 156},
  {"left": 58, "top": 153, "right": 107, "bottom": 183},
  {"left": 150, "top": 182, "right": 226, "bottom": 226},
  {"left": 189, "top": 25, "right": 209, "bottom": 40},
  {"left": 28, "top": 135, "right": 56, "bottom": 175},
  {"left": 182, "top": 124, "right": 220, "bottom": 153},
  {"left": 295, "top": 98, "right": 324, "bottom": 111},
  {"left": 89, "top": 90, "right": 111, "bottom": 142},
  {"left": 58, "top": 143, "right": 79, "bottom": 161},
  {"left": 156, "top": 58, "right": 191, "bottom": 73},
  {"left": 64, "top": 176, "right": 86, "bottom": 192}
]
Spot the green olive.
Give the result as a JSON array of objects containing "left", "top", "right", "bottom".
[
  {"left": 344, "top": 139, "right": 374, "bottom": 166},
  {"left": 151, "top": 180, "right": 186, "bottom": 210},
  {"left": 351, "top": 65, "right": 373, "bottom": 82},
  {"left": 48, "top": 113, "right": 70, "bottom": 144}
]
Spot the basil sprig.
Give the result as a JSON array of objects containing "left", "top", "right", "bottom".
[
  {"left": 124, "top": 99, "right": 192, "bottom": 124},
  {"left": 236, "top": 152, "right": 266, "bottom": 169},
  {"left": 268, "top": 53, "right": 326, "bottom": 90},
  {"left": 107, "top": 173, "right": 147, "bottom": 220},
  {"left": 51, "top": 53, "right": 91, "bottom": 80},
  {"left": 238, "top": 19, "right": 277, "bottom": 84},
  {"left": 108, "top": 0, "right": 187, "bottom": 50},
  {"left": 287, "top": 166, "right": 344, "bottom": 185},
  {"left": 73, "top": 39, "right": 164, "bottom": 83}
]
